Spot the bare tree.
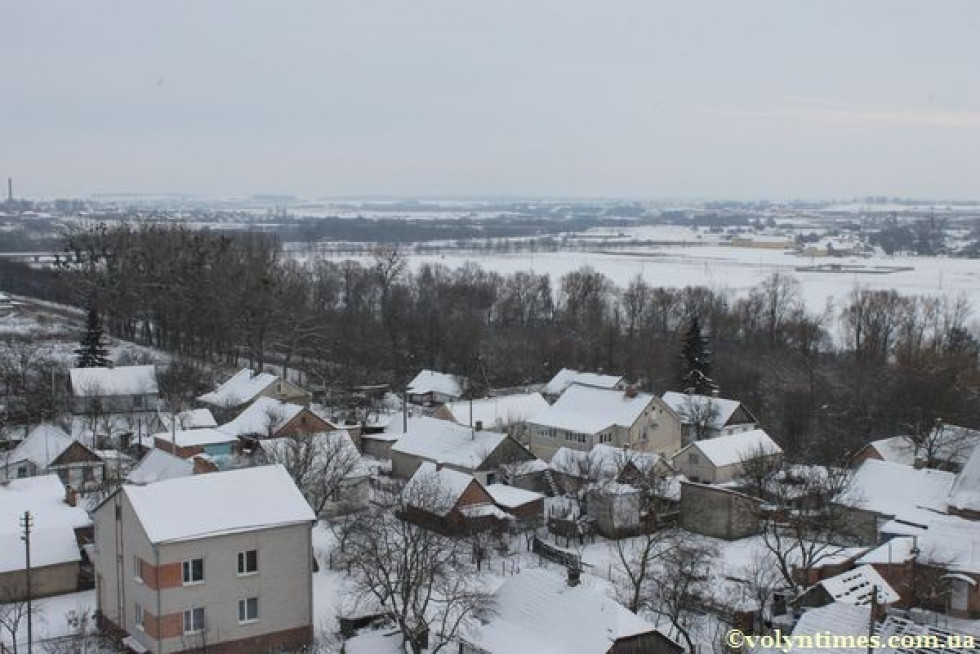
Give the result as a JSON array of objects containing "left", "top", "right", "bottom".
[
  {"left": 649, "top": 532, "right": 718, "bottom": 651},
  {"left": 263, "top": 431, "right": 363, "bottom": 516},
  {"left": 0, "top": 586, "right": 40, "bottom": 654}
]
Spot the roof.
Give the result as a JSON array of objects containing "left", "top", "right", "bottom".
[
  {"left": 762, "top": 603, "right": 872, "bottom": 654},
  {"left": 0, "top": 475, "right": 91, "bottom": 573},
  {"left": 948, "top": 441, "right": 980, "bottom": 513},
  {"left": 151, "top": 427, "right": 239, "bottom": 448},
  {"left": 121, "top": 465, "right": 314, "bottom": 544},
  {"left": 857, "top": 537, "right": 918, "bottom": 566},
  {"left": 402, "top": 462, "right": 480, "bottom": 517},
  {"left": 158, "top": 408, "right": 217, "bottom": 432},
  {"left": 405, "top": 369, "right": 463, "bottom": 398},
  {"left": 550, "top": 443, "right": 661, "bottom": 480},
  {"left": 661, "top": 391, "right": 747, "bottom": 430},
  {"left": 391, "top": 417, "right": 508, "bottom": 470},
  {"left": 220, "top": 397, "right": 306, "bottom": 437},
  {"left": 6, "top": 423, "right": 74, "bottom": 469},
  {"left": 485, "top": 483, "right": 544, "bottom": 508},
  {"left": 678, "top": 429, "right": 782, "bottom": 468},
  {"left": 813, "top": 564, "right": 900, "bottom": 606},
  {"left": 198, "top": 368, "right": 277, "bottom": 407},
  {"left": 69, "top": 365, "right": 158, "bottom": 397},
  {"left": 441, "top": 392, "right": 548, "bottom": 429},
  {"left": 838, "top": 459, "right": 954, "bottom": 523},
  {"left": 260, "top": 431, "right": 371, "bottom": 479},
  {"left": 529, "top": 384, "right": 655, "bottom": 435},
  {"left": 542, "top": 368, "right": 623, "bottom": 395},
  {"left": 466, "top": 568, "right": 659, "bottom": 654},
  {"left": 125, "top": 449, "right": 194, "bottom": 485},
  {"left": 914, "top": 515, "right": 980, "bottom": 575},
  {"left": 864, "top": 436, "right": 917, "bottom": 467}
]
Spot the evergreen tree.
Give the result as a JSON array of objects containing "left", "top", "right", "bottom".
[
  {"left": 680, "top": 315, "right": 718, "bottom": 395},
  {"left": 75, "top": 307, "right": 111, "bottom": 368}
]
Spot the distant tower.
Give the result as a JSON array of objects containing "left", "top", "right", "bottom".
[{"left": 6, "top": 177, "right": 11, "bottom": 203}]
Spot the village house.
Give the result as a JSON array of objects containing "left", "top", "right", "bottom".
[
  {"left": 153, "top": 427, "right": 242, "bottom": 460},
  {"left": 540, "top": 367, "right": 625, "bottom": 402},
  {"left": 460, "top": 567, "right": 682, "bottom": 654},
  {"left": 198, "top": 368, "right": 311, "bottom": 412},
  {"left": 400, "top": 462, "right": 509, "bottom": 535},
  {"left": 433, "top": 391, "right": 549, "bottom": 438},
  {"left": 0, "top": 423, "right": 106, "bottom": 491},
  {"left": 944, "top": 440, "right": 980, "bottom": 520},
  {"left": 219, "top": 397, "right": 337, "bottom": 440},
  {"left": 679, "top": 481, "right": 762, "bottom": 540},
  {"left": 69, "top": 365, "right": 159, "bottom": 415},
  {"left": 91, "top": 465, "right": 316, "bottom": 654},
  {"left": 661, "top": 391, "right": 757, "bottom": 442},
  {"left": 390, "top": 417, "right": 539, "bottom": 486},
  {"left": 853, "top": 424, "right": 980, "bottom": 473},
  {"left": 670, "top": 428, "right": 782, "bottom": 485},
  {"left": 795, "top": 565, "right": 899, "bottom": 614},
  {"left": 525, "top": 383, "right": 682, "bottom": 461},
  {"left": 404, "top": 369, "right": 464, "bottom": 405},
  {"left": 157, "top": 408, "right": 218, "bottom": 434},
  {"left": 484, "top": 483, "right": 545, "bottom": 523},
  {"left": 0, "top": 474, "right": 92, "bottom": 600},
  {"left": 126, "top": 449, "right": 196, "bottom": 485}
]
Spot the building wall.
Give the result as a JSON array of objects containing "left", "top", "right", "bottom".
[
  {"left": 72, "top": 393, "right": 159, "bottom": 415},
  {"left": 257, "top": 379, "right": 311, "bottom": 407},
  {"left": 0, "top": 562, "right": 80, "bottom": 601},
  {"left": 275, "top": 409, "right": 334, "bottom": 438},
  {"left": 360, "top": 436, "right": 395, "bottom": 460},
  {"left": 679, "top": 482, "right": 761, "bottom": 540},
  {"left": 673, "top": 449, "right": 781, "bottom": 485}
]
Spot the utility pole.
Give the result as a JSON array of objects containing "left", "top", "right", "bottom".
[
  {"left": 867, "top": 584, "right": 877, "bottom": 654},
  {"left": 21, "top": 510, "right": 34, "bottom": 654}
]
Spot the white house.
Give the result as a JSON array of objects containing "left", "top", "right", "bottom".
[
  {"left": 541, "top": 368, "right": 624, "bottom": 401},
  {"left": 670, "top": 428, "right": 782, "bottom": 484},
  {"left": 69, "top": 365, "right": 159, "bottom": 415},
  {"left": 405, "top": 369, "right": 464, "bottom": 405},
  {"left": 661, "top": 391, "right": 757, "bottom": 441}
]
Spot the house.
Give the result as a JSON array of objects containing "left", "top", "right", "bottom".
[
  {"left": 157, "top": 408, "right": 218, "bottom": 434},
  {"left": 548, "top": 443, "right": 668, "bottom": 491},
  {"left": 661, "top": 391, "right": 757, "bottom": 442},
  {"left": 460, "top": 567, "right": 681, "bottom": 654},
  {"left": 0, "top": 475, "right": 92, "bottom": 600},
  {"left": 198, "top": 368, "right": 311, "bottom": 411},
  {"left": 946, "top": 441, "right": 980, "bottom": 520},
  {"left": 390, "top": 417, "right": 538, "bottom": 486},
  {"left": 69, "top": 365, "right": 159, "bottom": 415},
  {"left": 670, "top": 429, "right": 782, "bottom": 485},
  {"left": 795, "top": 565, "right": 899, "bottom": 613},
  {"left": 404, "top": 369, "right": 463, "bottom": 405},
  {"left": 541, "top": 368, "right": 625, "bottom": 402},
  {"left": 433, "top": 392, "right": 549, "bottom": 438},
  {"left": 91, "top": 465, "right": 316, "bottom": 654},
  {"left": 679, "top": 481, "right": 762, "bottom": 540},
  {"left": 1, "top": 423, "right": 106, "bottom": 492},
  {"left": 525, "top": 384, "right": 682, "bottom": 461},
  {"left": 126, "top": 449, "right": 195, "bottom": 485},
  {"left": 851, "top": 437, "right": 917, "bottom": 468},
  {"left": 400, "top": 462, "right": 508, "bottom": 535},
  {"left": 835, "top": 459, "right": 955, "bottom": 544},
  {"left": 484, "top": 484, "right": 545, "bottom": 522},
  {"left": 153, "top": 427, "right": 242, "bottom": 460},
  {"left": 853, "top": 425, "right": 980, "bottom": 473},
  {"left": 220, "top": 397, "right": 336, "bottom": 440}
]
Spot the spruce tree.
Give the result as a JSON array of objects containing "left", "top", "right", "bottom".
[
  {"left": 75, "top": 307, "right": 111, "bottom": 368},
  {"left": 680, "top": 315, "right": 718, "bottom": 395}
]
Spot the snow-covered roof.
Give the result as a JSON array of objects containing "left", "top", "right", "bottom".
[
  {"left": 912, "top": 516, "right": 980, "bottom": 575},
  {"left": 466, "top": 567, "right": 659, "bottom": 654},
  {"left": 857, "top": 537, "right": 918, "bottom": 566},
  {"left": 151, "top": 427, "right": 239, "bottom": 448},
  {"left": 661, "top": 391, "right": 746, "bottom": 430},
  {"left": 198, "top": 368, "right": 277, "bottom": 407},
  {"left": 864, "top": 436, "right": 916, "bottom": 467},
  {"left": 220, "top": 396, "right": 307, "bottom": 437},
  {"left": 126, "top": 449, "right": 194, "bottom": 485},
  {"left": 260, "top": 431, "right": 371, "bottom": 479},
  {"left": 678, "top": 429, "right": 782, "bottom": 468},
  {"left": 529, "top": 384, "right": 655, "bottom": 435},
  {"left": 121, "top": 465, "right": 314, "bottom": 543},
  {"left": 6, "top": 423, "right": 74, "bottom": 469},
  {"left": 402, "top": 462, "right": 479, "bottom": 516},
  {"left": 391, "top": 417, "right": 508, "bottom": 470},
  {"left": 158, "top": 408, "right": 217, "bottom": 432},
  {"left": 485, "top": 483, "right": 544, "bottom": 508},
  {"left": 814, "top": 564, "right": 900, "bottom": 606},
  {"left": 69, "top": 365, "right": 158, "bottom": 397},
  {"left": 441, "top": 392, "right": 548, "bottom": 429},
  {"left": 0, "top": 475, "right": 91, "bottom": 573},
  {"left": 405, "top": 369, "right": 463, "bottom": 398},
  {"left": 763, "top": 603, "right": 872, "bottom": 654},
  {"left": 542, "top": 368, "right": 623, "bottom": 395},
  {"left": 839, "top": 459, "right": 954, "bottom": 522},
  {"left": 928, "top": 424, "right": 980, "bottom": 466},
  {"left": 948, "top": 442, "right": 980, "bottom": 514},
  {"left": 550, "top": 444, "right": 661, "bottom": 480}
]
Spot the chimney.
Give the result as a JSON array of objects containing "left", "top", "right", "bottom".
[
  {"left": 435, "top": 460, "right": 444, "bottom": 472},
  {"left": 65, "top": 486, "right": 77, "bottom": 507},
  {"left": 566, "top": 566, "right": 581, "bottom": 587},
  {"left": 475, "top": 420, "right": 483, "bottom": 431},
  {"left": 624, "top": 385, "right": 638, "bottom": 398}
]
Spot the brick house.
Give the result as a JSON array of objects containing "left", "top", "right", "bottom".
[
  {"left": 400, "top": 463, "right": 509, "bottom": 535},
  {"left": 91, "top": 465, "right": 315, "bottom": 654}
]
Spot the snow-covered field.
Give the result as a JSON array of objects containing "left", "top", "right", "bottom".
[{"left": 0, "top": 589, "right": 97, "bottom": 649}]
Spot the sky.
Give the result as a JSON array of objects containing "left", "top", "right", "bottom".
[{"left": 1, "top": 1, "right": 979, "bottom": 200}]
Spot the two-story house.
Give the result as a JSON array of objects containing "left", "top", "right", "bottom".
[
  {"left": 92, "top": 465, "right": 316, "bottom": 654},
  {"left": 525, "top": 383, "right": 682, "bottom": 461}
]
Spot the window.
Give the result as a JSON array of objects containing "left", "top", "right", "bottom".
[
  {"left": 238, "top": 597, "right": 259, "bottom": 623},
  {"left": 688, "top": 453, "right": 699, "bottom": 465},
  {"left": 183, "top": 607, "right": 205, "bottom": 634},
  {"left": 133, "top": 556, "right": 142, "bottom": 582},
  {"left": 237, "top": 550, "right": 258, "bottom": 575},
  {"left": 134, "top": 603, "right": 144, "bottom": 630},
  {"left": 182, "top": 558, "right": 204, "bottom": 585}
]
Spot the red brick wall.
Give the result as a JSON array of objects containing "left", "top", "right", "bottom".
[
  {"left": 143, "top": 607, "right": 184, "bottom": 640},
  {"left": 139, "top": 558, "right": 182, "bottom": 590},
  {"left": 276, "top": 409, "right": 334, "bottom": 437}
]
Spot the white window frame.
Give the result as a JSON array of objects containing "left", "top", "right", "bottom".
[
  {"left": 182, "top": 558, "right": 205, "bottom": 585},
  {"left": 133, "top": 555, "right": 142, "bottom": 583},
  {"left": 238, "top": 597, "right": 259, "bottom": 624},
  {"left": 183, "top": 607, "right": 205, "bottom": 634},
  {"left": 237, "top": 549, "right": 258, "bottom": 576},
  {"left": 134, "top": 603, "right": 144, "bottom": 630}
]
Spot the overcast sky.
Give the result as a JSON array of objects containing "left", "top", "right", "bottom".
[{"left": 2, "top": 1, "right": 979, "bottom": 200}]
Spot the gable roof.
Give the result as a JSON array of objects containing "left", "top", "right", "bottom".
[
  {"left": 7, "top": 424, "right": 75, "bottom": 469},
  {"left": 678, "top": 429, "right": 782, "bottom": 468},
  {"left": 542, "top": 368, "right": 623, "bottom": 395},
  {"left": 121, "top": 465, "right": 314, "bottom": 543},
  {"left": 405, "top": 369, "right": 463, "bottom": 398},
  {"left": 466, "top": 568, "right": 659, "bottom": 654},
  {"left": 152, "top": 427, "right": 240, "bottom": 449},
  {"left": 485, "top": 483, "right": 544, "bottom": 509},
  {"left": 220, "top": 397, "right": 307, "bottom": 437},
  {"left": 550, "top": 444, "right": 662, "bottom": 481},
  {"left": 69, "top": 365, "right": 158, "bottom": 397},
  {"left": 158, "top": 408, "right": 217, "bottom": 433},
  {"left": 948, "top": 441, "right": 980, "bottom": 514},
  {"left": 661, "top": 391, "right": 749, "bottom": 430},
  {"left": 812, "top": 564, "right": 900, "bottom": 606},
  {"left": 441, "top": 392, "right": 548, "bottom": 429},
  {"left": 862, "top": 436, "right": 916, "bottom": 467},
  {"left": 259, "top": 430, "right": 371, "bottom": 479},
  {"left": 402, "top": 462, "right": 483, "bottom": 516},
  {"left": 839, "top": 459, "right": 954, "bottom": 524},
  {"left": 529, "top": 383, "right": 655, "bottom": 435},
  {"left": 126, "top": 448, "right": 194, "bottom": 485},
  {"left": 198, "top": 368, "right": 277, "bottom": 407},
  {"left": 391, "top": 417, "right": 509, "bottom": 470}
]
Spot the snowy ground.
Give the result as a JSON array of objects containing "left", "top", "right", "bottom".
[{"left": 0, "top": 589, "right": 97, "bottom": 650}]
